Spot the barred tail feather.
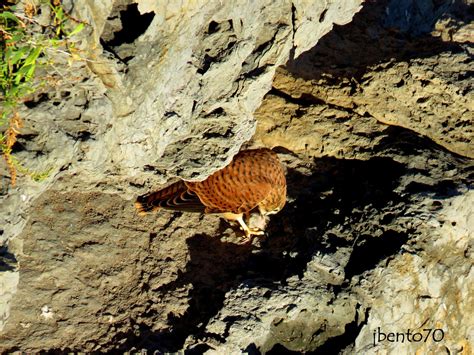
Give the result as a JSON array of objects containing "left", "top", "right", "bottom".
[
  {"left": 134, "top": 200, "right": 155, "bottom": 215},
  {"left": 135, "top": 180, "right": 205, "bottom": 215}
]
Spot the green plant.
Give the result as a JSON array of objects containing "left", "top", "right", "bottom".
[{"left": 0, "top": 0, "right": 85, "bottom": 186}]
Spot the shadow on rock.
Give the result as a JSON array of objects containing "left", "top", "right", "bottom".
[
  {"left": 144, "top": 233, "right": 258, "bottom": 352},
  {"left": 132, "top": 157, "right": 411, "bottom": 351},
  {"left": 261, "top": 156, "right": 409, "bottom": 282},
  {"left": 128, "top": 127, "right": 472, "bottom": 352},
  {"left": 0, "top": 245, "right": 17, "bottom": 272},
  {"left": 286, "top": 0, "right": 471, "bottom": 81}
]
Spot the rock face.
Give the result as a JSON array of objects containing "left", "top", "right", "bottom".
[
  {"left": 0, "top": 0, "right": 362, "bottom": 246},
  {"left": 0, "top": 0, "right": 473, "bottom": 353}
]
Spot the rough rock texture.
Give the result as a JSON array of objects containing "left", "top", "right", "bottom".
[
  {"left": 267, "top": 1, "right": 474, "bottom": 158},
  {"left": 1, "top": 0, "right": 473, "bottom": 353},
  {"left": 0, "top": 0, "right": 362, "bottom": 338},
  {"left": 9, "top": 0, "right": 363, "bottom": 195},
  {"left": 0, "top": 0, "right": 363, "bottom": 249}
]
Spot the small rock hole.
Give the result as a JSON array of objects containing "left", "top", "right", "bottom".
[
  {"left": 105, "top": 4, "right": 155, "bottom": 46},
  {"left": 319, "top": 9, "right": 328, "bottom": 22},
  {"left": 207, "top": 20, "right": 220, "bottom": 34}
]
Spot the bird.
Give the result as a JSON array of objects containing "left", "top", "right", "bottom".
[{"left": 135, "top": 148, "right": 287, "bottom": 241}]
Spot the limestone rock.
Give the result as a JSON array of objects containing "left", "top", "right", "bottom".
[
  {"left": 269, "top": 0, "right": 474, "bottom": 158},
  {"left": 1, "top": 0, "right": 473, "bottom": 353}
]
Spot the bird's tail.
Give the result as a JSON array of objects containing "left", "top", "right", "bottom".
[{"left": 135, "top": 180, "right": 205, "bottom": 215}]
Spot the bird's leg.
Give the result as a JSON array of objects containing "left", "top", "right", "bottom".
[{"left": 222, "top": 212, "right": 264, "bottom": 242}]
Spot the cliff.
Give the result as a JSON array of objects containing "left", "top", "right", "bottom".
[{"left": 0, "top": 0, "right": 472, "bottom": 353}]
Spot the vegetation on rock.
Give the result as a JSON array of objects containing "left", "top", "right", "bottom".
[{"left": 0, "top": 0, "right": 84, "bottom": 185}]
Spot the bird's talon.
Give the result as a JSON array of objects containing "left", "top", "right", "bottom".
[{"left": 238, "top": 227, "right": 265, "bottom": 244}]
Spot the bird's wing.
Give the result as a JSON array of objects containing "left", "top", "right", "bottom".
[{"left": 186, "top": 179, "right": 272, "bottom": 214}]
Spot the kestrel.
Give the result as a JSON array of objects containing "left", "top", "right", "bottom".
[{"left": 135, "top": 148, "right": 286, "bottom": 240}]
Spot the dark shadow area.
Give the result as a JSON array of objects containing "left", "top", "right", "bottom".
[
  {"left": 382, "top": 0, "right": 470, "bottom": 36},
  {"left": 267, "top": 343, "right": 300, "bottom": 354},
  {"left": 266, "top": 305, "right": 369, "bottom": 355},
  {"left": 136, "top": 233, "right": 257, "bottom": 352},
  {"left": 102, "top": 3, "right": 155, "bottom": 47},
  {"left": 286, "top": 0, "right": 472, "bottom": 82},
  {"left": 9, "top": 132, "right": 39, "bottom": 155},
  {"left": 243, "top": 343, "right": 263, "bottom": 355},
  {"left": 119, "top": 109, "right": 472, "bottom": 352},
  {"left": 40, "top": 348, "right": 79, "bottom": 355},
  {"left": 121, "top": 157, "right": 409, "bottom": 352},
  {"left": 0, "top": 244, "right": 17, "bottom": 272},
  {"left": 257, "top": 156, "right": 408, "bottom": 283},
  {"left": 308, "top": 305, "right": 369, "bottom": 355},
  {"left": 23, "top": 92, "right": 49, "bottom": 109},
  {"left": 377, "top": 125, "right": 472, "bottom": 162},
  {"left": 118, "top": 123, "right": 473, "bottom": 352},
  {"left": 376, "top": 126, "right": 474, "bottom": 192},
  {"left": 344, "top": 230, "right": 409, "bottom": 280}
]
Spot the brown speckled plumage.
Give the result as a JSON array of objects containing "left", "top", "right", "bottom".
[
  {"left": 186, "top": 149, "right": 286, "bottom": 214},
  {"left": 135, "top": 148, "right": 287, "bottom": 239}
]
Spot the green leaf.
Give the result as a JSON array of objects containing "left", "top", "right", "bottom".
[
  {"left": 68, "top": 22, "right": 84, "bottom": 37},
  {"left": 9, "top": 47, "right": 28, "bottom": 65},
  {"left": 7, "top": 85, "right": 18, "bottom": 97},
  {"left": 50, "top": 4, "right": 65, "bottom": 22},
  {"left": 24, "top": 47, "right": 41, "bottom": 66},
  {"left": 0, "top": 11, "right": 19, "bottom": 24},
  {"left": 14, "top": 64, "right": 32, "bottom": 84},
  {"left": 25, "top": 63, "right": 35, "bottom": 79},
  {"left": 56, "top": 7, "right": 64, "bottom": 20},
  {"left": 11, "top": 31, "right": 25, "bottom": 43},
  {"left": 5, "top": 47, "right": 15, "bottom": 61}
]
